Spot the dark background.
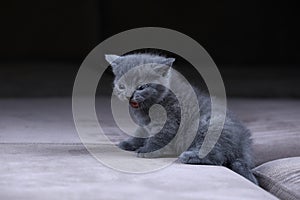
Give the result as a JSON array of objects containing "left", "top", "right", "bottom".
[{"left": 1, "top": 0, "right": 299, "bottom": 97}]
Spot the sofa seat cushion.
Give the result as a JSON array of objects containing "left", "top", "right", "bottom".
[{"left": 1, "top": 143, "right": 280, "bottom": 200}]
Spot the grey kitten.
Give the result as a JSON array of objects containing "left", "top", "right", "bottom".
[{"left": 105, "top": 53, "right": 258, "bottom": 184}]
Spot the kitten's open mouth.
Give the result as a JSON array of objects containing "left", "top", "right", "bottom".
[{"left": 129, "top": 100, "right": 139, "bottom": 108}]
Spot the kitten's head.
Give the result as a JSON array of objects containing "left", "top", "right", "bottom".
[{"left": 105, "top": 53, "right": 175, "bottom": 108}]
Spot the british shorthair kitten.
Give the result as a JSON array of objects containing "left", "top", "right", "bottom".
[{"left": 105, "top": 53, "right": 257, "bottom": 184}]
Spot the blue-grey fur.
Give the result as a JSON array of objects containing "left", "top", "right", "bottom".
[{"left": 106, "top": 53, "right": 258, "bottom": 184}]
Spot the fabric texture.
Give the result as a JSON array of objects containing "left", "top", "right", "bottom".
[
  {"left": 251, "top": 130, "right": 300, "bottom": 166},
  {"left": 253, "top": 157, "right": 300, "bottom": 200}
]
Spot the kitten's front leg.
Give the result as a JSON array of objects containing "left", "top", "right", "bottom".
[
  {"left": 137, "top": 128, "right": 176, "bottom": 158},
  {"left": 136, "top": 139, "right": 162, "bottom": 158},
  {"left": 118, "top": 127, "right": 147, "bottom": 151},
  {"left": 118, "top": 137, "right": 146, "bottom": 151}
]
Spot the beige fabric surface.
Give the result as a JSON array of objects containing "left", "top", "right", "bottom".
[
  {"left": 0, "top": 144, "right": 279, "bottom": 200},
  {"left": 253, "top": 157, "right": 300, "bottom": 200}
]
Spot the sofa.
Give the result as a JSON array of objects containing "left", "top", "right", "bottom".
[{"left": 0, "top": 98, "right": 299, "bottom": 200}]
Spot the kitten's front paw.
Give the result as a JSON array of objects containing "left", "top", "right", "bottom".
[
  {"left": 137, "top": 152, "right": 147, "bottom": 158},
  {"left": 136, "top": 146, "right": 149, "bottom": 153},
  {"left": 137, "top": 152, "right": 156, "bottom": 158},
  {"left": 118, "top": 141, "right": 136, "bottom": 151},
  {"left": 179, "top": 151, "right": 199, "bottom": 164},
  {"left": 136, "top": 147, "right": 152, "bottom": 158},
  {"left": 137, "top": 147, "right": 164, "bottom": 158}
]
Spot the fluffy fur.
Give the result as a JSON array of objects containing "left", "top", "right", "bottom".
[{"left": 105, "top": 53, "right": 258, "bottom": 184}]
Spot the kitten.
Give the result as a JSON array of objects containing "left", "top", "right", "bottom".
[{"left": 105, "top": 53, "right": 258, "bottom": 184}]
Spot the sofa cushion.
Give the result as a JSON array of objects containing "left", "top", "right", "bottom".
[
  {"left": 1, "top": 143, "right": 280, "bottom": 200},
  {"left": 251, "top": 129, "right": 300, "bottom": 166},
  {"left": 253, "top": 157, "right": 300, "bottom": 200}
]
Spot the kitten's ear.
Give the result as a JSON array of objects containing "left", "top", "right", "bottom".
[
  {"left": 105, "top": 54, "right": 120, "bottom": 66},
  {"left": 153, "top": 58, "right": 175, "bottom": 77},
  {"left": 105, "top": 54, "right": 120, "bottom": 74},
  {"left": 161, "top": 58, "right": 175, "bottom": 67}
]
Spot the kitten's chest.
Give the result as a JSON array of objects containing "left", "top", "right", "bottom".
[
  {"left": 129, "top": 107, "right": 151, "bottom": 126},
  {"left": 130, "top": 105, "right": 169, "bottom": 136}
]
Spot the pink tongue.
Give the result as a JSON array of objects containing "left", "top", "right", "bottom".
[{"left": 129, "top": 100, "right": 139, "bottom": 108}]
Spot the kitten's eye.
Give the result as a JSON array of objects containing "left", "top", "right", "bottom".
[{"left": 118, "top": 84, "right": 125, "bottom": 90}]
